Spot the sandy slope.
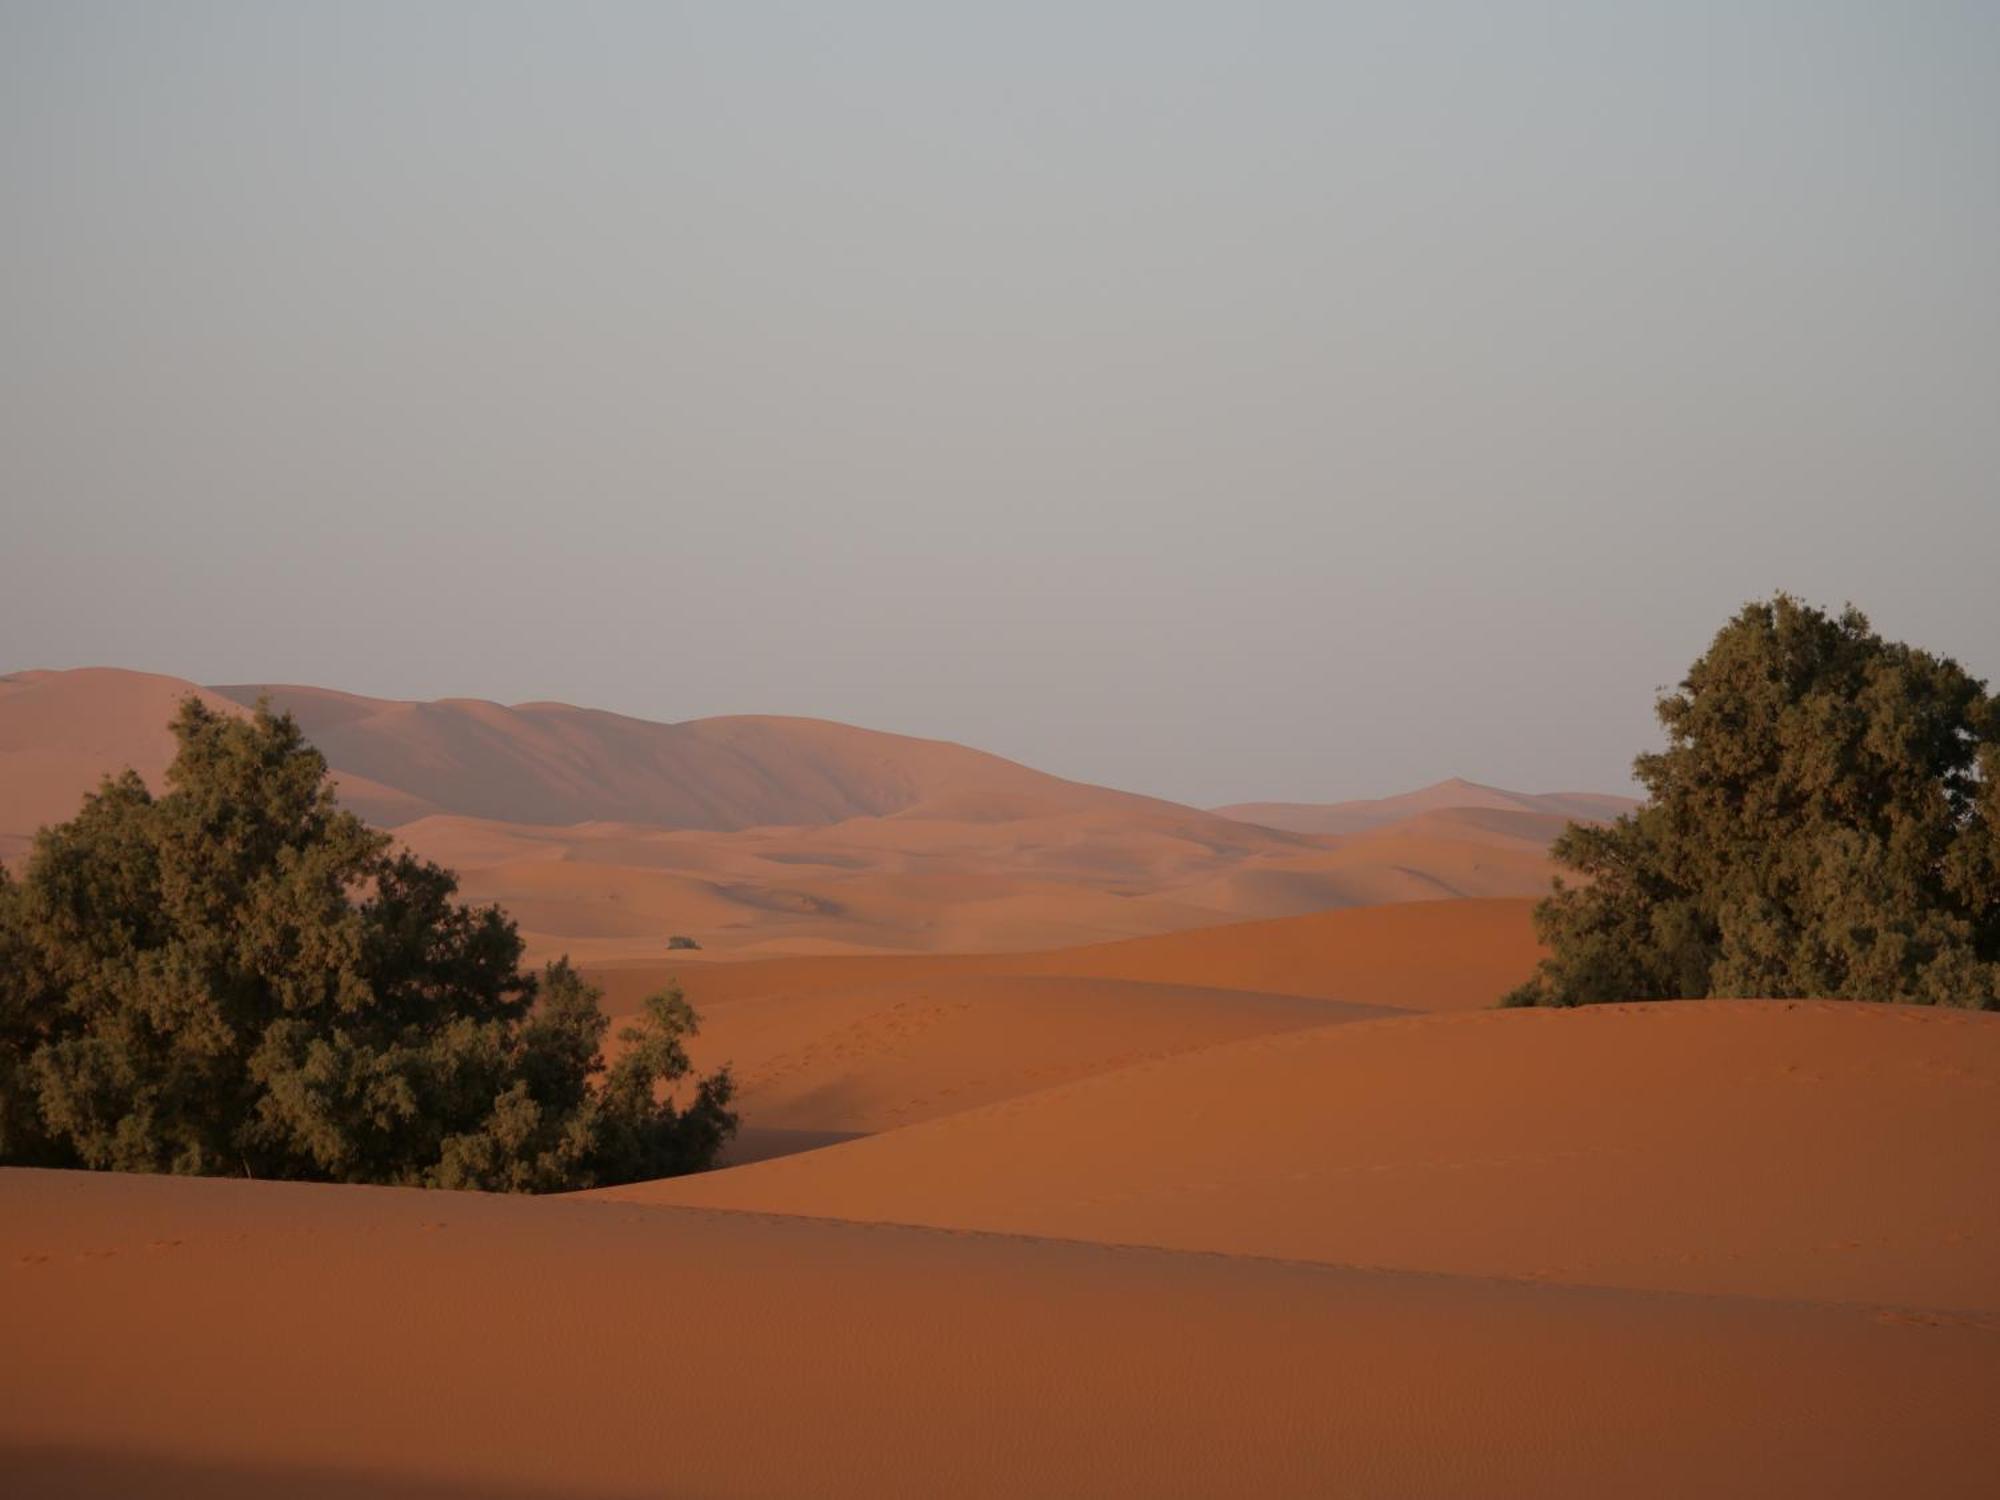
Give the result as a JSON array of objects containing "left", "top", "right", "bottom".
[
  {"left": 1218, "top": 777, "right": 1639, "bottom": 835},
  {"left": 4, "top": 1167, "right": 1993, "bottom": 1499},
  {"left": 0, "top": 670, "right": 439, "bottom": 851},
  {"left": 212, "top": 679, "right": 1203, "bottom": 830},
  {"left": 0, "top": 670, "right": 238, "bottom": 863},
  {"left": 592, "top": 896, "right": 1545, "bottom": 1015},
  {"left": 572, "top": 899, "right": 1530, "bottom": 1148},
  {"left": 564, "top": 898, "right": 1539, "bottom": 1151},
  {"left": 603, "top": 1001, "right": 2000, "bottom": 1312},
  {"left": 681, "top": 975, "right": 1391, "bottom": 1142}
]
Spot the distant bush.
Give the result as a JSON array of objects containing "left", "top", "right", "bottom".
[
  {"left": 0, "top": 698, "right": 735, "bottom": 1187},
  {"left": 667, "top": 934, "right": 702, "bottom": 951},
  {"left": 1506, "top": 596, "right": 2000, "bottom": 1009}
]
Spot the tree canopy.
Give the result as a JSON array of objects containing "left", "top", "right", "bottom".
[
  {"left": 0, "top": 697, "right": 734, "bottom": 1187},
  {"left": 1506, "top": 596, "right": 2000, "bottom": 1009}
]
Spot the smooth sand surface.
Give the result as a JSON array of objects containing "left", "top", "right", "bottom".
[
  {"left": 213, "top": 678, "right": 1201, "bottom": 830},
  {"left": 573, "top": 899, "right": 1540, "bottom": 1146},
  {"left": 681, "top": 974, "right": 1392, "bottom": 1140},
  {"left": 0, "top": 669, "right": 434, "bottom": 858},
  {"left": 604, "top": 1001, "right": 2000, "bottom": 1312},
  {"left": 4, "top": 1167, "right": 1994, "bottom": 1499},
  {"left": 593, "top": 896, "right": 1546, "bottom": 1014},
  {"left": 0, "top": 669, "right": 238, "bottom": 863}
]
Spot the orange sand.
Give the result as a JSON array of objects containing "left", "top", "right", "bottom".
[
  {"left": 3, "top": 1166, "right": 1993, "bottom": 1498},
  {"left": 593, "top": 895, "right": 1544, "bottom": 1011},
  {"left": 603, "top": 1000, "right": 2000, "bottom": 1311},
  {"left": 574, "top": 899, "right": 1542, "bottom": 1146}
]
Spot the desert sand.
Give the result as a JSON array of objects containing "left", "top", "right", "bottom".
[
  {"left": 572, "top": 898, "right": 1543, "bottom": 1150},
  {"left": 581, "top": 893, "right": 1546, "bottom": 1015},
  {"left": 9, "top": 900, "right": 1995, "bottom": 1497},
  {"left": 605, "top": 1000, "right": 2000, "bottom": 1311},
  {"left": 4, "top": 1166, "right": 1995, "bottom": 1499},
  {"left": 2, "top": 668, "right": 1604, "bottom": 955}
]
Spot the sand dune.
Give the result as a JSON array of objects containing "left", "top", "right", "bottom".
[
  {"left": 4, "top": 1166, "right": 1993, "bottom": 1499},
  {"left": 0, "top": 669, "right": 240, "bottom": 863},
  {"left": 5, "top": 669, "right": 1597, "bottom": 955},
  {"left": 408, "top": 819, "right": 1559, "bottom": 962},
  {"left": 0, "top": 669, "right": 427, "bottom": 848},
  {"left": 567, "top": 899, "right": 1537, "bottom": 1156},
  {"left": 990, "top": 895, "right": 1545, "bottom": 1007},
  {"left": 397, "top": 805, "right": 1316, "bottom": 960},
  {"left": 1218, "top": 777, "right": 1638, "bottom": 835},
  {"left": 683, "top": 975, "right": 1389, "bottom": 1143},
  {"left": 590, "top": 896, "right": 1544, "bottom": 1016},
  {"left": 213, "top": 679, "right": 1201, "bottom": 830},
  {"left": 604, "top": 1001, "right": 2000, "bottom": 1312}
]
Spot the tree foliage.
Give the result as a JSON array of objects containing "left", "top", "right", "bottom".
[
  {"left": 1507, "top": 596, "right": 2000, "bottom": 1009},
  {"left": 0, "top": 698, "right": 735, "bottom": 1187}
]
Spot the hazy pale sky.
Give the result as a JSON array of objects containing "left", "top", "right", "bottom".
[{"left": 4, "top": 2, "right": 1995, "bottom": 806}]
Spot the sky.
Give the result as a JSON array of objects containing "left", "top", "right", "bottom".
[{"left": 3, "top": 2, "right": 1996, "bottom": 807}]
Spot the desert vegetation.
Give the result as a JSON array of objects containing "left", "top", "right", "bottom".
[
  {"left": 1508, "top": 596, "right": 2000, "bottom": 1008},
  {"left": 0, "top": 698, "right": 734, "bottom": 1187}
]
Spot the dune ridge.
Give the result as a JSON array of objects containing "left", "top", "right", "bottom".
[
  {"left": 211, "top": 679, "right": 1207, "bottom": 831},
  {"left": 1217, "top": 777, "right": 1639, "bottom": 835}
]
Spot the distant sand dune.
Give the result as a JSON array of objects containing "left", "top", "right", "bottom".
[
  {"left": 1217, "top": 777, "right": 1639, "bottom": 835},
  {"left": 3, "top": 668, "right": 1605, "bottom": 954}
]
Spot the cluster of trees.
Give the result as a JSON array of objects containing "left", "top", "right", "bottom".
[
  {"left": 1508, "top": 596, "right": 1999, "bottom": 1009},
  {"left": 0, "top": 699, "right": 734, "bottom": 1188}
]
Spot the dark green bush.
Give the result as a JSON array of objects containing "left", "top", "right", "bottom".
[
  {"left": 0, "top": 698, "right": 735, "bottom": 1187},
  {"left": 1507, "top": 596, "right": 1999, "bottom": 1009}
]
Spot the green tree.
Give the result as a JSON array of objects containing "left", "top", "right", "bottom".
[
  {"left": 0, "top": 697, "right": 734, "bottom": 1186},
  {"left": 1507, "top": 596, "right": 2000, "bottom": 1009}
]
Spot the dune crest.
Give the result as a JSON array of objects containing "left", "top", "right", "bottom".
[{"left": 1216, "top": 777, "right": 1639, "bottom": 835}]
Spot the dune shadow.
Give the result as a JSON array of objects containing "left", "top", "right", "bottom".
[{"left": 717, "top": 1123, "right": 868, "bottom": 1166}]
